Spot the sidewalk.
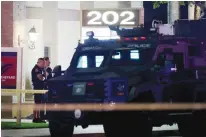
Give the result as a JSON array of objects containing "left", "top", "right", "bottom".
[
  {"left": 1, "top": 119, "right": 178, "bottom": 137},
  {"left": 2, "top": 124, "right": 104, "bottom": 137},
  {"left": 1, "top": 119, "right": 178, "bottom": 130},
  {"left": 1, "top": 119, "right": 34, "bottom": 123},
  {"left": 1, "top": 119, "right": 104, "bottom": 136}
]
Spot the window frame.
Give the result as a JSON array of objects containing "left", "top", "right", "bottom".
[
  {"left": 130, "top": 50, "right": 140, "bottom": 60},
  {"left": 75, "top": 51, "right": 109, "bottom": 69}
]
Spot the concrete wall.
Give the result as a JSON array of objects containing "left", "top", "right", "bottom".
[
  {"left": 16, "top": 1, "right": 144, "bottom": 82},
  {"left": 12, "top": 1, "right": 143, "bottom": 99},
  {"left": 1, "top": 1, "right": 144, "bottom": 118},
  {"left": 57, "top": 21, "right": 80, "bottom": 70},
  {"left": 2, "top": 0, "right": 144, "bottom": 86},
  {"left": 1, "top": 1, "right": 13, "bottom": 47}
]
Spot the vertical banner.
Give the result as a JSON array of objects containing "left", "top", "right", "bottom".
[
  {"left": 1, "top": 47, "right": 23, "bottom": 104},
  {"left": 1, "top": 52, "right": 18, "bottom": 89}
]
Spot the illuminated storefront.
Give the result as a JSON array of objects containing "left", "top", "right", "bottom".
[
  {"left": 81, "top": 9, "right": 144, "bottom": 42},
  {"left": 79, "top": 9, "right": 144, "bottom": 68}
]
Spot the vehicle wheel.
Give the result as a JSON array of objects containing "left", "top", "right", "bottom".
[
  {"left": 178, "top": 117, "right": 206, "bottom": 137},
  {"left": 103, "top": 112, "right": 152, "bottom": 137},
  {"left": 49, "top": 118, "right": 74, "bottom": 137}
]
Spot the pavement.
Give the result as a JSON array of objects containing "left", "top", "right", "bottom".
[{"left": 1, "top": 119, "right": 179, "bottom": 137}]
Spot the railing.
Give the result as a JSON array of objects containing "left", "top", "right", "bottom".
[{"left": 1, "top": 89, "right": 48, "bottom": 126}]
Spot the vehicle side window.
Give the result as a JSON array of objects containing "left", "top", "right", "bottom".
[
  {"left": 77, "top": 55, "right": 105, "bottom": 68},
  {"left": 130, "top": 50, "right": 139, "bottom": 60},
  {"left": 95, "top": 56, "right": 104, "bottom": 67},
  {"left": 77, "top": 56, "right": 88, "bottom": 68},
  {"left": 112, "top": 52, "right": 121, "bottom": 59},
  {"left": 188, "top": 46, "right": 201, "bottom": 57}
]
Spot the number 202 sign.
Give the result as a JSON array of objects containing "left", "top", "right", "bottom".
[{"left": 82, "top": 10, "right": 139, "bottom": 27}]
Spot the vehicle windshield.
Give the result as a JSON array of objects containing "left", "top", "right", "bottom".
[{"left": 75, "top": 50, "right": 110, "bottom": 68}]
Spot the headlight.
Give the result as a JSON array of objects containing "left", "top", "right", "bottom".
[
  {"left": 74, "top": 109, "right": 81, "bottom": 119},
  {"left": 109, "top": 101, "right": 115, "bottom": 106}
]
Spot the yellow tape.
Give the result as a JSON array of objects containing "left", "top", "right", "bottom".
[
  {"left": 2, "top": 103, "right": 206, "bottom": 111},
  {"left": 1, "top": 89, "right": 48, "bottom": 94}
]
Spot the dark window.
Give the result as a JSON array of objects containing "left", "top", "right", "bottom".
[
  {"left": 44, "top": 46, "right": 50, "bottom": 58},
  {"left": 188, "top": 46, "right": 201, "bottom": 57},
  {"left": 76, "top": 51, "right": 109, "bottom": 68},
  {"left": 110, "top": 49, "right": 153, "bottom": 66}
]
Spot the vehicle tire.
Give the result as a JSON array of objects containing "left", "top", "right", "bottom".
[
  {"left": 178, "top": 117, "right": 206, "bottom": 137},
  {"left": 103, "top": 112, "right": 152, "bottom": 137},
  {"left": 49, "top": 118, "right": 74, "bottom": 137}
]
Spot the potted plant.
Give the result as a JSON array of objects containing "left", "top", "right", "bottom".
[{"left": 25, "top": 77, "right": 33, "bottom": 102}]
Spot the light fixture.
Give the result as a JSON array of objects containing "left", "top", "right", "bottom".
[
  {"left": 86, "top": 31, "right": 94, "bottom": 38},
  {"left": 17, "top": 26, "right": 38, "bottom": 49}
]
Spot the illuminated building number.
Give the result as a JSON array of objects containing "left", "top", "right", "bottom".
[
  {"left": 102, "top": 11, "right": 119, "bottom": 25},
  {"left": 120, "top": 11, "right": 135, "bottom": 25},
  {"left": 87, "top": 11, "right": 135, "bottom": 25},
  {"left": 87, "top": 11, "right": 102, "bottom": 25}
]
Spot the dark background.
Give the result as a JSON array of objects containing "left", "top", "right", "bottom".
[{"left": 143, "top": 1, "right": 188, "bottom": 28}]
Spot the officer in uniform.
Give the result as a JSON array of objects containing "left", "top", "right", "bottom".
[
  {"left": 31, "top": 58, "right": 46, "bottom": 123},
  {"left": 44, "top": 57, "right": 52, "bottom": 80},
  {"left": 41, "top": 57, "right": 53, "bottom": 119}
]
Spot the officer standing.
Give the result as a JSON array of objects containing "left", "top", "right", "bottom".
[
  {"left": 41, "top": 57, "right": 52, "bottom": 119},
  {"left": 44, "top": 57, "right": 52, "bottom": 80},
  {"left": 31, "top": 58, "right": 46, "bottom": 123}
]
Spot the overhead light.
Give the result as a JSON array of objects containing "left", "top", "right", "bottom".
[
  {"left": 17, "top": 26, "right": 38, "bottom": 49},
  {"left": 28, "top": 26, "right": 37, "bottom": 42},
  {"left": 28, "top": 26, "right": 36, "bottom": 34}
]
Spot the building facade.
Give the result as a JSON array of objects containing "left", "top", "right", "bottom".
[{"left": 2, "top": 1, "right": 144, "bottom": 91}]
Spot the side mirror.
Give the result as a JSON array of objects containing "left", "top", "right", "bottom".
[{"left": 52, "top": 65, "right": 62, "bottom": 77}]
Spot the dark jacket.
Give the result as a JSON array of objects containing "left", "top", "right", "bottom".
[
  {"left": 46, "top": 67, "right": 53, "bottom": 80},
  {"left": 31, "top": 65, "right": 45, "bottom": 89}
]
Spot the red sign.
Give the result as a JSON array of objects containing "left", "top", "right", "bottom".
[{"left": 1, "top": 52, "right": 17, "bottom": 89}]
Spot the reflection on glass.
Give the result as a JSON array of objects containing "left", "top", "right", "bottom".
[
  {"left": 77, "top": 56, "right": 88, "bottom": 68},
  {"left": 130, "top": 50, "right": 139, "bottom": 60},
  {"left": 95, "top": 56, "right": 104, "bottom": 67},
  {"left": 112, "top": 52, "right": 121, "bottom": 59}
]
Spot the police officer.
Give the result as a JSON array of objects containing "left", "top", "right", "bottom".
[
  {"left": 31, "top": 58, "right": 46, "bottom": 123},
  {"left": 41, "top": 57, "right": 53, "bottom": 119},
  {"left": 44, "top": 57, "right": 52, "bottom": 80}
]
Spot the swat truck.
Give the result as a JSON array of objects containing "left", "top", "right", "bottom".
[{"left": 47, "top": 19, "right": 206, "bottom": 137}]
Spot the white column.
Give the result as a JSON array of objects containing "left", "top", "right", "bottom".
[
  {"left": 57, "top": 21, "right": 80, "bottom": 70},
  {"left": 131, "top": 1, "right": 143, "bottom": 8},
  {"left": 43, "top": 1, "right": 58, "bottom": 68},
  {"left": 167, "top": 1, "right": 180, "bottom": 24},
  {"left": 13, "top": 1, "right": 27, "bottom": 48},
  {"left": 13, "top": 1, "right": 27, "bottom": 103},
  {"left": 188, "top": 3, "right": 195, "bottom": 20},
  {"left": 94, "top": 1, "right": 118, "bottom": 8}
]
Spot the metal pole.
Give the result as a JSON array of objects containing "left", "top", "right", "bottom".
[{"left": 16, "top": 91, "right": 22, "bottom": 126}]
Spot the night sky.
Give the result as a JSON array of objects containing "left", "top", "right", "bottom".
[{"left": 143, "top": 1, "right": 188, "bottom": 28}]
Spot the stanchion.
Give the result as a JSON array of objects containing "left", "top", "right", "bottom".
[
  {"left": 16, "top": 91, "right": 22, "bottom": 126},
  {"left": 1, "top": 89, "right": 48, "bottom": 126}
]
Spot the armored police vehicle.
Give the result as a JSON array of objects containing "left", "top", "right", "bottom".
[{"left": 47, "top": 19, "right": 206, "bottom": 137}]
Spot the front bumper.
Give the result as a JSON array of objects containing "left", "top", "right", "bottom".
[{"left": 47, "top": 109, "right": 105, "bottom": 125}]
